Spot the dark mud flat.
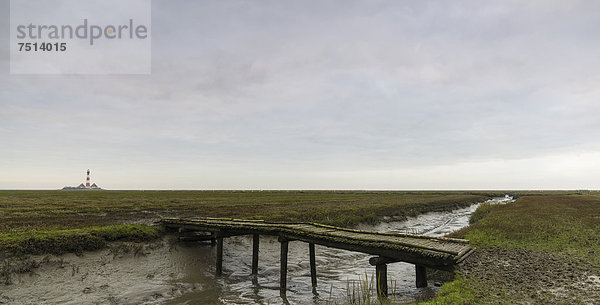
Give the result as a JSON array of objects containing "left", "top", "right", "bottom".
[
  {"left": 0, "top": 239, "right": 202, "bottom": 305},
  {"left": 0, "top": 235, "right": 439, "bottom": 305},
  {"left": 459, "top": 247, "right": 600, "bottom": 304}
]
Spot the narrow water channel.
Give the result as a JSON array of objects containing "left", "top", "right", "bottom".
[{"left": 0, "top": 196, "right": 513, "bottom": 305}]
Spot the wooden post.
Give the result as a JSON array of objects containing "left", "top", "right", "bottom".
[
  {"left": 376, "top": 263, "right": 388, "bottom": 297},
  {"left": 369, "top": 256, "right": 394, "bottom": 297},
  {"left": 309, "top": 243, "right": 317, "bottom": 287},
  {"left": 280, "top": 239, "right": 289, "bottom": 294},
  {"left": 416, "top": 265, "right": 427, "bottom": 288},
  {"left": 252, "top": 234, "right": 259, "bottom": 275},
  {"left": 216, "top": 236, "right": 223, "bottom": 276}
]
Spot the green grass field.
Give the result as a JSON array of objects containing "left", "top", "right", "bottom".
[
  {"left": 425, "top": 195, "right": 600, "bottom": 304},
  {"left": 462, "top": 195, "right": 600, "bottom": 260},
  {"left": 0, "top": 190, "right": 488, "bottom": 255}
]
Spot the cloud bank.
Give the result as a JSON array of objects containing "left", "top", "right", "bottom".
[{"left": 2, "top": 0, "right": 600, "bottom": 189}]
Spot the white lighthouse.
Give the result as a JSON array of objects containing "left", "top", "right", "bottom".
[
  {"left": 86, "top": 169, "right": 91, "bottom": 187},
  {"left": 61, "top": 169, "right": 102, "bottom": 190}
]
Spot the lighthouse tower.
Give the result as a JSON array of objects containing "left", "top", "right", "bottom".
[
  {"left": 86, "top": 169, "right": 91, "bottom": 188},
  {"left": 61, "top": 169, "right": 102, "bottom": 190}
]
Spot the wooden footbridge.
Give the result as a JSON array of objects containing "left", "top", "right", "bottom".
[{"left": 161, "top": 217, "right": 474, "bottom": 297}]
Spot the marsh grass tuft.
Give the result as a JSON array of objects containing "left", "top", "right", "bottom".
[
  {"left": 419, "top": 277, "right": 475, "bottom": 304},
  {"left": 468, "top": 203, "right": 502, "bottom": 224},
  {"left": 327, "top": 272, "right": 406, "bottom": 305}
]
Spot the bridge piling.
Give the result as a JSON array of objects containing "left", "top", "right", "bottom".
[
  {"left": 309, "top": 243, "right": 317, "bottom": 287},
  {"left": 216, "top": 236, "right": 224, "bottom": 275},
  {"left": 252, "top": 234, "right": 259, "bottom": 275},
  {"left": 280, "top": 239, "right": 289, "bottom": 294},
  {"left": 415, "top": 265, "right": 427, "bottom": 288},
  {"left": 375, "top": 263, "right": 388, "bottom": 297}
]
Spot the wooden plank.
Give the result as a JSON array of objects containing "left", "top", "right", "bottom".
[
  {"left": 178, "top": 235, "right": 214, "bottom": 242},
  {"left": 456, "top": 248, "right": 476, "bottom": 264},
  {"left": 369, "top": 256, "right": 396, "bottom": 266}
]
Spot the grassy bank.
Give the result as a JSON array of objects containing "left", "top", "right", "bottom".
[
  {"left": 0, "top": 224, "right": 160, "bottom": 257},
  {"left": 0, "top": 190, "right": 487, "bottom": 256},
  {"left": 424, "top": 195, "right": 600, "bottom": 304},
  {"left": 463, "top": 195, "right": 600, "bottom": 260}
]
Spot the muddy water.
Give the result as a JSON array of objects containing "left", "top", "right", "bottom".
[{"left": 0, "top": 197, "right": 513, "bottom": 305}]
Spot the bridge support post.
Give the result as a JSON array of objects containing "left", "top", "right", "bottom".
[
  {"left": 376, "top": 263, "right": 388, "bottom": 297},
  {"left": 280, "top": 239, "right": 289, "bottom": 294},
  {"left": 252, "top": 234, "right": 259, "bottom": 275},
  {"left": 369, "top": 257, "right": 390, "bottom": 297},
  {"left": 415, "top": 265, "right": 427, "bottom": 288},
  {"left": 309, "top": 243, "right": 317, "bottom": 287},
  {"left": 216, "top": 236, "right": 223, "bottom": 276}
]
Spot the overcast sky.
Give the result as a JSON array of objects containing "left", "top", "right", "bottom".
[{"left": 2, "top": 0, "right": 600, "bottom": 190}]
